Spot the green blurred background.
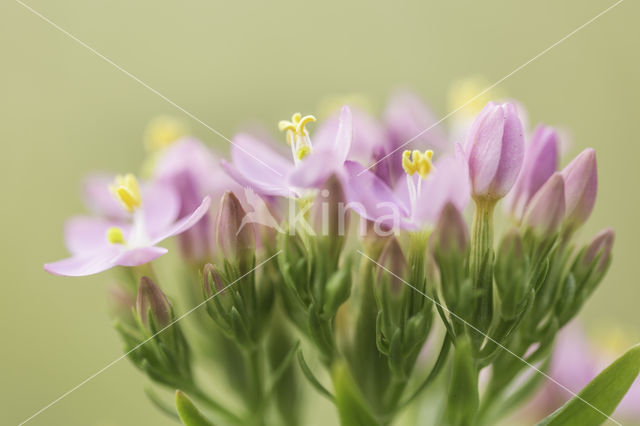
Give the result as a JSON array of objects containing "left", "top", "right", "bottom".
[{"left": 2, "top": 0, "right": 639, "bottom": 424}]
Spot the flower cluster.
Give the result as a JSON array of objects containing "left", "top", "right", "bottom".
[{"left": 45, "top": 90, "right": 633, "bottom": 426}]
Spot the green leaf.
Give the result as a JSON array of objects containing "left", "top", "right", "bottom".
[
  {"left": 175, "top": 390, "right": 215, "bottom": 426},
  {"left": 445, "top": 336, "right": 478, "bottom": 426},
  {"left": 537, "top": 343, "right": 640, "bottom": 426},
  {"left": 331, "top": 360, "right": 380, "bottom": 426},
  {"left": 297, "top": 348, "right": 335, "bottom": 402}
]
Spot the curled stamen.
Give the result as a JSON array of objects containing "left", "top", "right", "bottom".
[
  {"left": 110, "top": 174, "right": 142, "bottom": 213},
  {"left": 279, "top": 112, "right": 316, "bottom": 163},
  {"left": 402, "top": 149, "right": 434, "bottom": 179}
]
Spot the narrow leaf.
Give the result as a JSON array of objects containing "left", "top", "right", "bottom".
[{"left": 537, "top": 343, "right": 640, "bottom": 426}]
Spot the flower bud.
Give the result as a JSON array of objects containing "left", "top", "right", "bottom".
[
  {"left": 466, "top": 102, "right": 525, "bottom": 200},
  {"left": 311, "top": 174, "right": 347, "bottom": 238},
  {"left": 583, "top": 228, "right": 614, "bottom": 274},
  {"left": 523, "top": 173, "right": 565, "bottom": 237},
  {"left": 215, "top": 191, "right": 255, "bottom": 263},
  {"left": 432, "top": 202, "right": 469, "bottom": 254},
  {"left": 376, "top": 237, "right": 407, "bottom": 295},
  {"left": 136, "top": 276, "right": 171, "bottom": 328},
  {"left": 561, "top": 148, "right": 598, "bottom": 229},
  {"left": 202, "top": 263, "right": 226, "bottom": 297},
  {"left": 507, "top": 125, "right": 559, "bottom": 220}
]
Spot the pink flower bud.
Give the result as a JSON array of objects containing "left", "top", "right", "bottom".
[
  {"left": 215, "top": 191, "right": 255, "bottom": 262},
  {"left": 523, "top": 173, "right": 565, "bottom": 236},
  {"left": 466, "top": 102, "right": 525, "bottom": 200},
  {"left": 311, "top": 174, "right": 347, "bottom": 238},
  {"left": 202, "top": 263, "right": 226, "bottom": 297},
  {"left": 583, "top": 228, "right": 614, "bottom": 273},
  {"left": 136, "top": 276, "right": 171, "bottom": 327},
  {"left": 377, "top": 237, "right": 407, "bottom": 294},
  {"left": 432, "top": 202, "right": 469, "bottom": 254},
  {"left": 561, "top": 148, "right": 598, "bottom": 229},
  {"left": 507, "top": 125, "right": 559, "bottom": 220}
]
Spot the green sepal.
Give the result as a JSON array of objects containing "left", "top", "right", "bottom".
[
  {"left": 321, "top": 258, "right": 352, "bottom": 320},
  {"left": 175, "top": 390, "right": 215, "bottom": 426},
  {"left": 537, "top": 344, "right": 640, "bottom": 426}
]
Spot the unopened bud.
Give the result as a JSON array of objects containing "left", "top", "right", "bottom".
[
  {"left": 507, "top": 125, "right": 559, "bottom": 220},
  {"left": 311, "top": 174, "right": 347, "bottom": 238},
  {"left": 202, "top": 263, "right": 226, "bottom": 297},
  {"left": 466, "top": 102, "right": 525, "bottom": 200},
  {"left": 523, "top": 173, "right": 565, "bottom": 237},
  {"left": 136, "top": 276, "right": 171, "bottom": 328},
  {"left": 561, "top": 148, "right": 597, "bottom": 230},
  {"left": 376, "top": 237, "right": 407, "bottom": 294},
  {"left": 215, "top": 191, "right": 255, "bottom": 262},
  {"left": 583, "top": 228, "right": 614, "bottom": 273},
  {"left": 432, "top": 202, "right": 469, "bottom": 254}
]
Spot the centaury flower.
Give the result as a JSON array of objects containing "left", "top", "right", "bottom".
[
  {"left": 221, "top": 106, "right": 353, "bottom": 197},
  {"left": 45, "top": 174, "right": 210, "bottom": 276},
  {"left": 343, "top": 148, "right": 470, "bottom": 231}
]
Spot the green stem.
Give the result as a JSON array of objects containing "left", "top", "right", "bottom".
[
  {"left": 245, "top": 347, "right": 266, "bottom": 425},
  {"left": 469, "top": 199, "right": 496, "bottom": 341}
]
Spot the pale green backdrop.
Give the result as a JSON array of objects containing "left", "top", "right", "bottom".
[{"left": 1, "top": 1, "right": 639, "bottom": 425}]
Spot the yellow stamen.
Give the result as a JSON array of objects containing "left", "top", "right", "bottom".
[
  {"left": 402, "top": 150, "right": 434, "bottom": 179},
  {"left": 110, "top": 174, "right": 141, "bottom": 213},
  {"left": 279, "top": 112, "right": 316, "bottom": 163},
  {"left": 106, "top": 227, "right": 125, "bottom": 244}
]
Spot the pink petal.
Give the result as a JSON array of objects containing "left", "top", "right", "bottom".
[
  {"left": 151, "top": 196, "right": 212, "bottom": 244},
  {"left": 231, "top": 133, "right": 294, "bottom": 187},
  {"left": 343, "top": 161, "right": 408, "bottom": 227},
  {"left": 314, "top": 107, "right": 385, "bottom": 164},
  {"left": 332, "top": 106, "right": 353, "bottom": 165},
  {"left": 44, "top": 245, "right": 123, "bottom": 276},
  {"left": 64, "top": 216, "right": 129, "bottom": 255},
  {"left": 153, "top": 138, "right": 219, "bottom": 193},
  {"left": 221, "top": 159, "right": 296, "bottom": 197},
  {"left": 115, "top": 246, "right": 169, "bottom": 267},
  {"left": 413, "top": 156, "right": 470, "bottom": 225},
  {"left": 142, "top": 181, "right": 180, "bottom": 236},
  {"left": 384, "top": 90, "right": 449, "bottom": 152},
  {"left": 287, "top": 149, "right": 337, "bottom": 189},
  {"left": 82, "top": 174, "right": 128, "bottom": 220}
]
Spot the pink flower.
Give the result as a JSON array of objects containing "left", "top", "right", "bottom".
[
  {"left": 221, "top": 106, "right": 354, "bottom": 197},
  {"left": 343, "top": 148, "right": 470, "bottom": 231},
  {"left": 44, "top": 175, "right": 210, "bottom": 276},
  {"left": 152, "top": 138, "right": 240, "bottom": 260}
]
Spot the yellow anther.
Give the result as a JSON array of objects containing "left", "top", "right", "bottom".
[
  {"left": 106, "top": 227, "right": 125, "bottom": 244},
  {"left": 296, "top": 146, "right": 310, "bottom": 160},
  {"left": 279, "top": 113, "right": 316, "bottom": 135},
  {"left": 144, "top": 116, "right": 186, "bottom": 152},
  {"left": 296, "top": 115, "right": 316, "bottom": 133},
  {"left": 279, "top": 112, "right": 316, "bottom": 163},
  {"left": 402, "top": 149, "right": 434, "bottom": 179},
  {"left": 110, "top": 174, "right": 141, "bottom": 213}
]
